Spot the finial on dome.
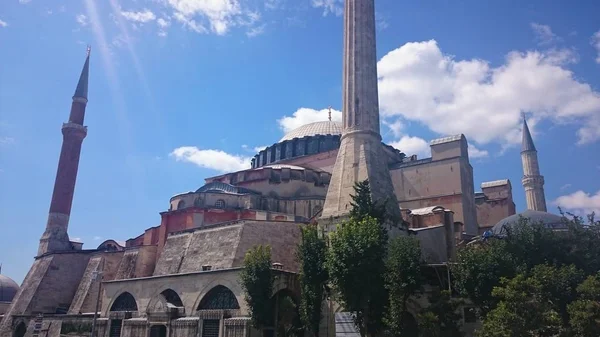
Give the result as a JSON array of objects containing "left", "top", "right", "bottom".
[{"left": 328, "top": 106, "right": 332, "bottom": 121}]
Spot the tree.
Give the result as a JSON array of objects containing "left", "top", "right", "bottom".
[
  {"left": 240, "top": 245, "right": 274, "bottom": 330},
  {"left": 477, "top": 272, "right": 563, "bottom": 337},
  {"left": 568, "top": 273, "right": 600, "bottom": 337},
  {"left": 384, "top": 235, "right": 423, "bottom": 336},
  {"left": 417, "top": 290, "right": 463, "bottom": 337},
  {"left": 297, "top": 225, "right": 329, "bottom": 337},
  {"left": 327, "top": 216, "right": 388, "bottom": 337},
  {"left": 349, "top": 180, "right": 387, "bottom": 224}
]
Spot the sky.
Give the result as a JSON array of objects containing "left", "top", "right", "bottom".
[{"left": 0, "top": 0, "right": 599, "bottom": 283}]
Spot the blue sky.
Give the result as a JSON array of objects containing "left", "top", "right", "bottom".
[{"left": 1, "top": 0, "right": 599, "bottom": 283}]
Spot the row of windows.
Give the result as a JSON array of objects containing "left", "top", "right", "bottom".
[{"left": 176, "top": 199, "right": 226, "bottom": 210}]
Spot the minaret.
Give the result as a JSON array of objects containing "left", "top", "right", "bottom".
[
  {"left": 521, "top": 116, "right": 547, "bottom": 212},
  {"left": 38, "top": 48, "right": 90, "bottom": 256},
  {"left": 321, "top": 0, "right": 400, "bottom": 221}
]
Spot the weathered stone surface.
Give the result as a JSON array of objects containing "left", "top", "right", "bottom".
[
  {"left": 68, "top": 256, "right": 102, "bottom": 314},
  {"left": 321, "top": 0, "right": 400, "bottom": 221}
]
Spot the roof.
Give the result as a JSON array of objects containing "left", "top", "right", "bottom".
[
  {"left": 196, "top": 181, "right": 260, "bottom": 195},
  {"left": 410, "top": 206, "right": 445, "bottom": 215},
  {"left": 521, "top": 118, "right": 536, "bottom": 152},
  {"left": 492, "top": 210, "right": 566, "bottom": 234},
  {"left": 430, "top": 134, "right": 463, "bottom": 146},
  {"left": 0, "top": 274, "right": 19, "bottom": 302},
  {"left": 280, "top": 121, "right": 342, "bottom": 142},
  {"left": 73, "top": 48, "right": 90, "bottom": 100},
  {"left": 481, "top": 179, "right": 510, "bottom": 189}
]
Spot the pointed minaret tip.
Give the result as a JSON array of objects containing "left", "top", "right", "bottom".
[
  {"left": 73, "top": 46, "right": 90, "bottom": 101},
  {"left": 521, "top": 114, "right": 536, "bottom": 153}
]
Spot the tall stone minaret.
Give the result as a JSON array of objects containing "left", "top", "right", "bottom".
[
  {"left": 521, "top": 117, "right": 547, "bottom": 212},
  {"left": 38, "top": 48, "right": 90, "bottom": 256},
  {"left": 321, "top": 0, "right": 400, "bottom": 220}
]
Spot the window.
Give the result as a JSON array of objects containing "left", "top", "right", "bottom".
[
  {"left": 110, "top": 292, "right": 138, "bottom": 312},
  {"left": 198, "top": 285, "right": 240, "bottom": 310},
  {"left": 215, "top": 199, "right": 225, "bottom": 209},
  {"left": 177, "top": 200, "right": 186, "bottom": 210}
]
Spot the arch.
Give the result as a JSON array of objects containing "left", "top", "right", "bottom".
[
  {"left": 197, "top": 285, "right": 240, "bottom": 310},
  {"left": 160, "top": 289, "right": 183, "bottom": 307},
  {"left": 13, "top": 322, "right": 26, "bottom": 337},
  {"left": 110, "top": 292, "right": 138, "bottom": 312},
  {"left": 214, "top": 199, "right": 226, "bottom": 209},
  {"left": 177, "top": 200, "right": 186, "bottom": 210},
  {"left": 272, "top": 289, "right": 303, "bottom": 337}
]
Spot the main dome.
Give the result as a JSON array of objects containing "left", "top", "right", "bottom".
[
  {"left": 0, "top": 274, "right": 19, "bottom": 302},
  {"left": 280, "top": 121, "right": 342, "bottom": 142}
]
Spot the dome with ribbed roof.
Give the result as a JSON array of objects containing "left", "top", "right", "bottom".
[
  {"left": 280, "top": 121, "right": 342, "bottom": 142},
  {"left": 491, "top": 210, "right": 566, "bottom": 235},
  {"left": 0, "top": 274, "right": 19, "bottom": 302}
]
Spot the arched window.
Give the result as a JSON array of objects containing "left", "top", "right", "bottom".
[
  {"left": 110, "top": 292, "right": 138, "bottom": 312},
  {"left": 177, "top": 200, "right": 186, "bottom": 210},
  {"left": 160, "top": 289, "right": 183, "bottom": 307},
  {"left": 197, "top": 285, "right": 240, "bottom": 310},
  {"left": 13, "top": 322, "right": 26, "bottom": 337},
  {"left": 215, "top": 199, "right": 225, "bottom": 209}
]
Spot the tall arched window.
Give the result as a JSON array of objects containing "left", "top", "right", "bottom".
[
  {"left": 177, "top": 200, "right": 186, "bottom": 210},
  {"left": 110, "top": 292, "right": 138, "bottom": 312},
  {"left": 215, "top": 199, "right": 225, "bottom": 209},
  {"left": 197, "top": 285, "right": 240, "bottom": 310}
]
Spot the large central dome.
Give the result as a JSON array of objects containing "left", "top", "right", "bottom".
[{"left": 280, "top": 121, "right": 342, "bottom": 142}]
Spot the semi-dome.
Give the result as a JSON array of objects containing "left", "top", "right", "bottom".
[
  {"left": 0, "top": 274, "right": 19, "bottom": 302},
  {"left": 491, "top": 210, "right": 566, "bottom": 235},
  {"left": 280, "top": 121, "right": 342, "bottom": 142}
]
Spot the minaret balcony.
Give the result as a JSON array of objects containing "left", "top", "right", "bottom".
[{"left": 62, "top": 122, "right": 88, "bottom": 138}]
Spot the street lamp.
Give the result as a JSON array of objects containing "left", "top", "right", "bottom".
[{"left": 90, "top": 258, "right": 105, "bottom": 337}]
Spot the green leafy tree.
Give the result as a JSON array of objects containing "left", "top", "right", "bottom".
[
  {"left": 275, "top": 293, "right": 304, "bottom": 337},
  {"left": 384, "top": 235, "right": 423, "bottom": 336},
  {"left": 417, "top": 290, "right": 463, "bottom": 337},
  {"left": 240, "top": 245, "right": 274, "bottom": 330},
  {"left": 296, "top": 225, "right": 329, "bottom": 337},
  {"left": 349, "top": 180, "right": 387, "bottom": 224},
  {"left": 327, "top": 216, "right": 388, "bottom": 337},
  {"left": 477, "top": 272, "right": 563, "bottom": 337},
  {"left": 568, "top": 273, "right": 600, "bottom": 337}
]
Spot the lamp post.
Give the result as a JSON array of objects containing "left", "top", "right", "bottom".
[{"left": 90, "top": 257, "right": 105, "bottom": 337}]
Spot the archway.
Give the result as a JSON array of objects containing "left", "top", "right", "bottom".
[
  {"left": 271, "top": 289, "right": 303, "bottom": 337},
  {"left": 13, "top": 322, "right": 26, "bottom": 337},
  {"left": 110, "top": 292, "right": 138, "bottom": 312},
  {"left": 197, "top": 285, "right": 240, "bottom": 310},
  {"left": 161, "top": 289, "right": 183, "bottom": 308},
  {"left": 149, "top": 325, "right": 167, "bottom": 337}
]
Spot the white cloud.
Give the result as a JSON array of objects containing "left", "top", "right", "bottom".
[
  {"left": 311, "top": 0, "right": 343, "bottom": 16},
  {"left": 554, "top": 190, "right": 600, "bottom": 216},
  {"left": 0, "top": 136, "right": 15, "bottom": 145},
  {"left": 389, "top": 136, "right": 430, "bottom": 158},
  {"left": 278, "top": 107, "right": 342, "bottom": 133},
  {"left": 468, "top": 144, "right": 489, "bottom": 158},
  {"left": 76, "top": 14, "right": 89, "bottom": 27},
  {"left": 157, "top": 17, "right": 171, "bottom": 28},
  {"left": 265, "top": 0, "right": 281, "bottom": 10},
  {"left": 93, "top": 236, "right": 103, "bottom": 241},
  {"left": 0, "top": 19, "right": 7, "bottom": 28},
  {"left": 246, "top": 23, "right": 266, "bottom": 37},
  {"left": 377, "top": 40, "right": 600, "bottom": 147},
  {"left": 120, "top": 9, "right": 156, "bottom": 23},
  {"left": 592, "top": 30, "right": 600, "bottom": 64},
  {"left": 253, "top": 146, "right": 267, "bottom": 152},
  {"left": 171, "top": 146, "right": 251, "bottom": 172},
  {"left": 19, "top": 0, "right": 31, "bottom": 4},
  {"left": 383, "top": 118, "right": 405, "bottom": 138},
  {"left": 530, "top": 23, "right": 560, "bottom": 45},
  {"left": 164, "top": 0, "right": 263, "bottom": 35}
]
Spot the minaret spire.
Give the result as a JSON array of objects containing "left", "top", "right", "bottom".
[
  {"left": 38, "top": 48, "right": 91, "bottom": 255},
  {"left": 321, "top": 0, "right": 401, "bottom": 223},
  {"left": 520, "top": 115, "right": 547, "bottom": 212}
]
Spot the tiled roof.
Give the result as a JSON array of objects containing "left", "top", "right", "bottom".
[
  {"left": 410, "top": 206, "right": 445, "bottom": 215},
  {"left": 481, "top": 179, "right": 510, "bottom": 188},
  {"left": 280, "top": 121, "right": 342, "bottom": 142},
  {"left": 430, "top": 134, "right": 463, "bottom": 146}
]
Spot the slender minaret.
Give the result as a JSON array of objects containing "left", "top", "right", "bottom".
[
  {"left": 321, "top": 0, "right": 400, "bottom": 221},
  {"left": 38, "top": 48, "right": 91, "bottom": 256},
  {"left": 521, "top": 116, "right": 547, "bottom": 212}
]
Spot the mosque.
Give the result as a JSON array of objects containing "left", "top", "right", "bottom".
[{"left": 0, "top": 0, "right": 561, "bottom": 337}]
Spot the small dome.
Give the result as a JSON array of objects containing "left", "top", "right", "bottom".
[
  {"left": 491, "top": 210, "right": 566, "bottom": 235},
  {"left": 0, "top": 274, "right": 19, "bottom": 302},
  {"left": 280, "top": 121, "right": 342, "bottom": 142}
]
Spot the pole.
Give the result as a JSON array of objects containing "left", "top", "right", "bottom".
[{"left": 90, "top": 257, "right": 105, "bottom": 337}]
